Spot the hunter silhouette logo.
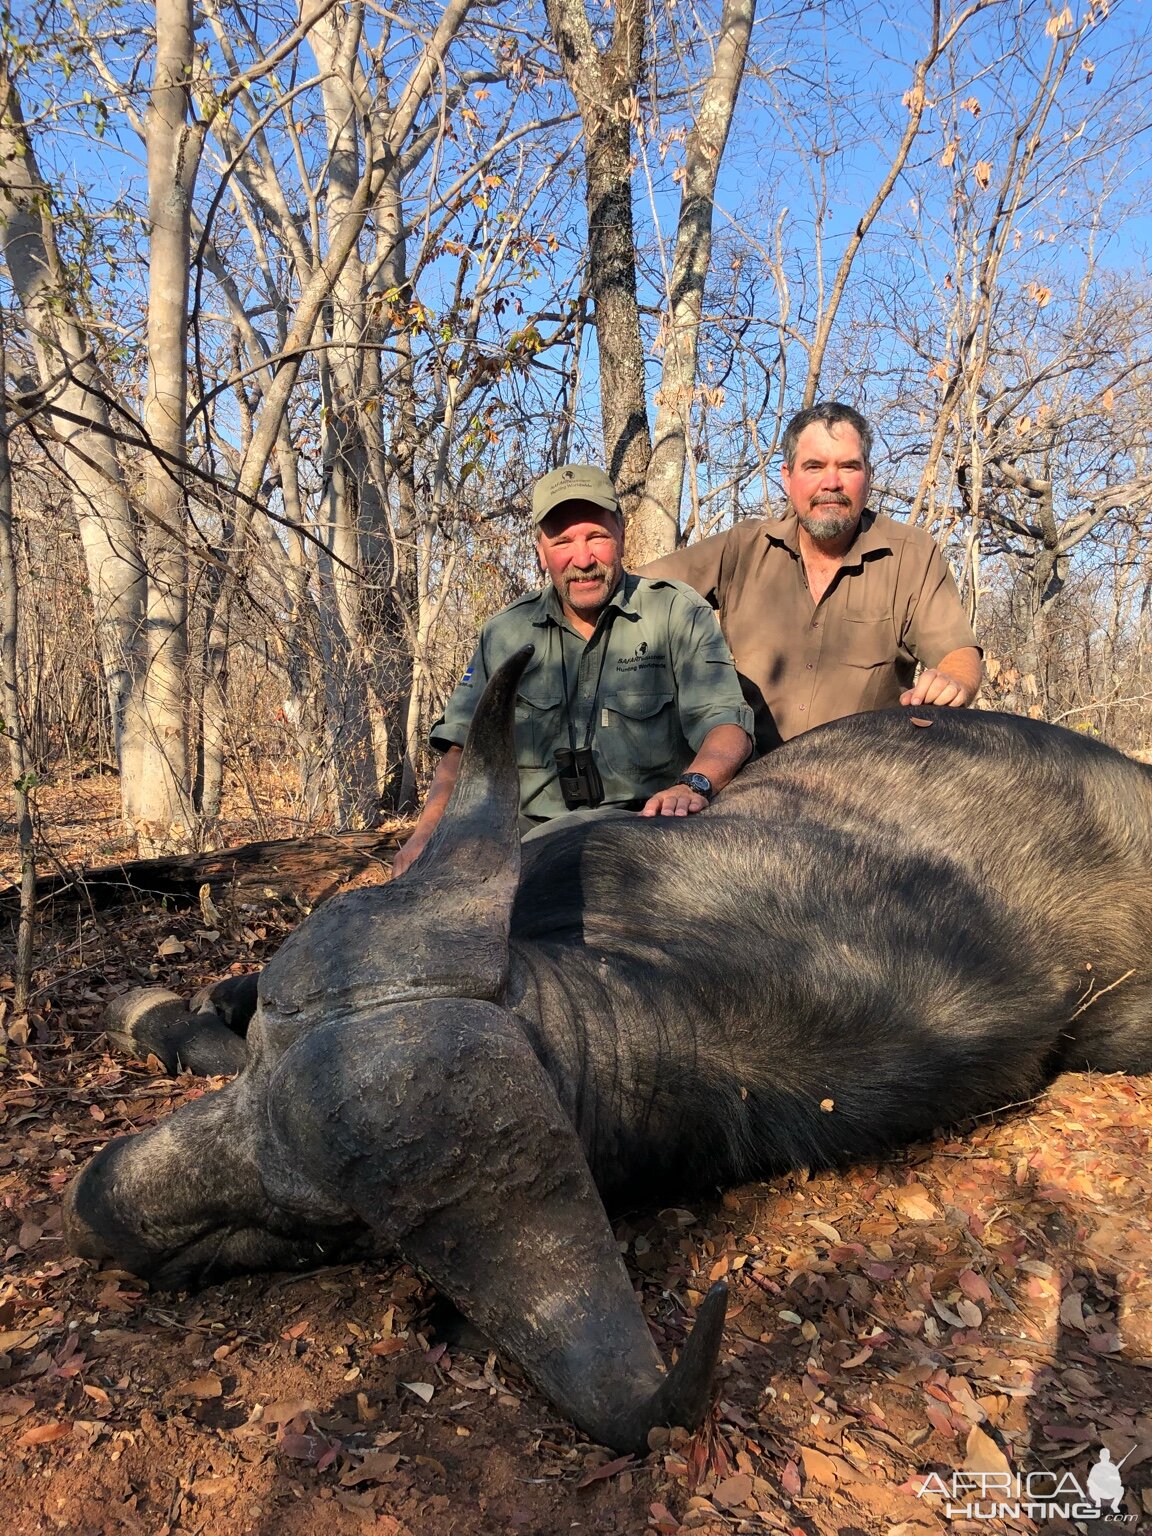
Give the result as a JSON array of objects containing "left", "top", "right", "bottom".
[
  {"left": 917, "top": 1444, "right": 1136, "bottom": 1521},
  {"left": 1087, "top": 1447, "right": 1132, "bottom": 1514}
]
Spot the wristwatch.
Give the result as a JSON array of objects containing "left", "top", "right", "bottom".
[{"left": 674, "top": 772, "right": 713, "bottom": 802}]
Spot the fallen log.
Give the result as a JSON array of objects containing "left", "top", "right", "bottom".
[{"left": 1, "top": 827, "right": 405, "bottom": 920}]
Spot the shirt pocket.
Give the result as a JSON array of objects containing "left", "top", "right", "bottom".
[
  {"left": 598, "top": 689, "right": 678, "bottom": 776},
  {"left": 514, "top": 679, "right": 565, "bottom": 768},
  {"left": 835, "top": 614, "right": 896, "bottom": 669}
]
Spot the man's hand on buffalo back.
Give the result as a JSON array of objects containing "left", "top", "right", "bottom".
[
  {"left": 900, "top": 668, "right": 971, "bottom": 708},
  {"left": 639, "top": 723, "right": 752, "bottom": 818},
  {"left": 900, "top": 645, "right": 984, "bottom": 710},
  {"left": 639, "top": 784, "right": 710, "bottom": 818}
]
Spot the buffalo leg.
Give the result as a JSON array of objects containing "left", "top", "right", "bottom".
[{"left": 103, "top": 987, "right": 249, "bottom": 1075}]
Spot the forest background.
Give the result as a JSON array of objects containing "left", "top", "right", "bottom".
[{"left": 2, "top": 0, "right": 1150, "bottom": 867}]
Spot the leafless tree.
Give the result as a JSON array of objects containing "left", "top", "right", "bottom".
[{"left": 543, "top": 0, "right": 756, "bottom": 558}]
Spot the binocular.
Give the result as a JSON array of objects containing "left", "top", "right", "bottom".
[{"left": 554, "top": 746, "right": 605, "bottom": 810}]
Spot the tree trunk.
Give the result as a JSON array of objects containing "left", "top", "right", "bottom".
[
  {"left": 193, "top": 503, "right": 234, "bottom": 838},
  {"left": 628, "top": 0, "right": 755, "bottom": 562},
  {"left": 270, "top": 419, "right": 330, "bottom": 818},
  {"left": 545, "top": 0, "right": 651, "bottom": 517},
  {"left": 307, "top": 6, "right": 381, "bottom": 826},
  {"left": 0, "top": 64, "right": 147, "bottom": 817},
  {"left": 135, "top": 0, "right": 205, "bottom": 851},
  {"left": 0, "top": 351, "right": 36, "bottom": 1013},
  {"left": 0, "top": 827, "right": 406, "bottom": 919},
  {"left": 364, "top": 160, "right": 417, "bottom": 812},
  {"left": 193, "top": 0, "right": 477, "bottom": 825}
]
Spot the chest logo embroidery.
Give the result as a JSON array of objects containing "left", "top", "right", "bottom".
[{"left": 616, "top": 642, "right": 666, "bottom": 674}]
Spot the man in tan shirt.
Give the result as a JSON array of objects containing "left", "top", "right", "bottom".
[{"left": 643, "top": 402, "right": 983, "bottom": 752}]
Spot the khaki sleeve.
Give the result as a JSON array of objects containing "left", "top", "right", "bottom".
[
  {"left": 429, "top": 634, "right": 490, "bottom": 753},
  {"left": 664, "top": 586, "right": 754, "bottom": 750},
  {"left": 639, "top": 529, "right": 733, "bottom": 607},
  {"left": 901, "top": 540, "right": 981, "bottom": 668}
]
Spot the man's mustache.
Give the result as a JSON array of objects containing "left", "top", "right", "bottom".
[{"left": 562, "top": 562, "right": 613, "bottom": 591}]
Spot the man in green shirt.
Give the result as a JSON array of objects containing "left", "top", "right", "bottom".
[{"left": 392, "top": 465, "right": 753, "bottom": 876}]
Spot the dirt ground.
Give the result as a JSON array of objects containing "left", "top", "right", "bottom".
[{"left": 2, "top": 776, "right": 1151, "bottom": 1536}]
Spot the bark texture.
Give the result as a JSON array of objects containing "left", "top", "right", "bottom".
[
  {"left": 136, "top": 0, "right": 205, "bottom": 849},
  {"left": 0, "top": 64, "right": 146, "bottom": 805},
  {"left": 0, "top": 358, "right": 36, "bottom": 1010},
  {"left": 544, "top": 0, "right": 652, "bottom": 517},
  {"left": 0, "top": 827, "right": 404, "bottom": 918}
]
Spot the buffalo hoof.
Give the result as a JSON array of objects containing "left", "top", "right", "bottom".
[
  {"left": 189, "top": 972, "right": 261, "bottom": 1034},
  {"left": 103, "top": 987, "right": 249, "bottom": 1076}
]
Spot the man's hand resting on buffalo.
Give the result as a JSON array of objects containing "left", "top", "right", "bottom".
[
  {"left": 393, "top": 722, "right": 751, "bottom": 876},
  {"left": 899, "top": 646, "right": 984, "bottom": 710},
  {"left": 639, "top": 723, "right": 751, "bottom": 818}
]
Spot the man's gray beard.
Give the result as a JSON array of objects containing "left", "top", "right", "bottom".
[{"left": 796, "top": 506, "right": 858, "bottom": 542}]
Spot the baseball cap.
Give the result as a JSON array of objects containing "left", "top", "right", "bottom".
[{"left": 531, "top": 463, "right": 620, "bottom": 524}]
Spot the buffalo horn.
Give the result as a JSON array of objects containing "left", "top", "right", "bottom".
[{"left": 267, "top": 996, "right": 727, "bottom": 1453}]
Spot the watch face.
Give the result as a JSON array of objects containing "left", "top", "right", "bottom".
[{"left": 680, "top": 773, "right": 712, "bottom": 796}]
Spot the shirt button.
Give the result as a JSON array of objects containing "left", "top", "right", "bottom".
[
  {"left": 806, "top": 663, "right": 813, "bottom": 670},
  {"left": 799, "top": 704, "right": 806, "bottom": 712}
]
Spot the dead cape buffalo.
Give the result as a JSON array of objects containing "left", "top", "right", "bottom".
[{"left": 65, "top": 649, "right": 1152, "bottom": 1454}]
